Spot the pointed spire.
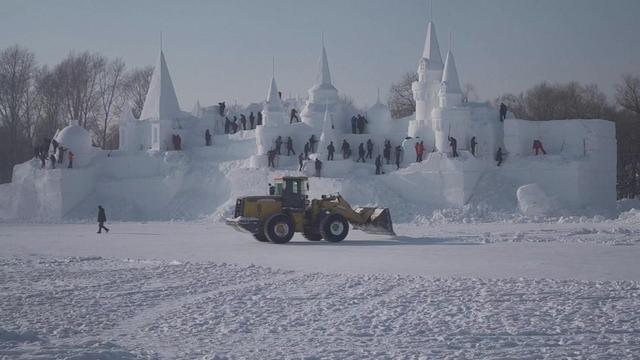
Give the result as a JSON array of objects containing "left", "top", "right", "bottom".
[
  {"left": 265, "top": 77, "right": 283, "bottom": 111},
  {"left": 191, "top": 99, "right": 202, "bottom": 118},
  {"left": 422, "top": 21, "right": 444, "bottom": 71},
  {"left": 316, "top": 44, "right": 332, "bottom": 86},
  {"left": 442, "top": 50, "right": 461, "bottom": 94},
  {"left": 140, "top": 50, "right": 181, "bottom": 120}
]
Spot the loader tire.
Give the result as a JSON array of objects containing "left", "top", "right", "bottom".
[
  {"left": 302, "top": 227, "right": 323, "bottom": 241},
  {"left": 253, "top": 230, "right": 269, "bottom": 242},
  {"left": 265, "top": 213, "right": 294, "bottom": 244},
  {"left": 320, "top": 214, "right": 349, "bottom": 242}
]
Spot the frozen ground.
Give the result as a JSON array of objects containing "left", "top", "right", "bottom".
[{"left": 1, "top": 220, "right": 640, "bottom": 358}]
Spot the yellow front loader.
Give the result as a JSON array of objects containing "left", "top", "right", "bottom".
[{"left": 225, "top": 176, "right": 395, "bottom": 244}]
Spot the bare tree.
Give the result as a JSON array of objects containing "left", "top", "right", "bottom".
[
  {"left": 33, "top": 65, "right": 63, "bottom": 139},
  {"left": 0, "top": 45, "right": 37, "bottom": 182},
  {"left": 616, "top": 74, "right": 640, "bottom": 116},
  {"left": 462, "top": 82, "right": 478, "bottom": 102},
  {"left": 388, "top": 72, "right": 418, "bottom": 119},
  {"left": 56, "top": 52, "right": 106, "bottom": 128},
  {"left": 124, "top": 66, "right": 153, "bottom": 119},
  {"left": 98, "top": 58, "right": 126, "bottom": 148}
]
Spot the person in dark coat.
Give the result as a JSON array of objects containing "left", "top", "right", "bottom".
[
  {"left": 218, "top": 101, "right": 226, "bottom": 116},
  {"left": 275, "top": 136, "right": 283, "bottom": 155},
  {"left": 49, "top": 154, "right": 56, "bottom": 169},
  {"left": 448, "top": 136, "right": 458, "bottom": 158},
  {"left": 240, "top": 114, "right": 247, "bottom": 130},
  {"left": 470, "top": 136, "right": 477, "bottom": 157},
  {"left": 232, "top": 116, "right": 239, "bottom": 133},
  {"left": 327, "top": 141, "right": 335, "bottom": 160},
  {"left": 357, "top": 115, "right": 368, "bottom": 134},
  {"left": 267, "top": 148, "right": 276, "bottom": 168},
  {"left": 499, "top": 102, "right": 507, "bottom": 122},
  {"left": 366, "top": 139, "right": 374, "bottom": 159},
  {"left": 97, "top": 205, "right": 109, "bottom": 234},
  {"left": 315, "top": 158, "right": 322, "bottom": 177},
  {"left": 286, "top": 136, "right": 295, "bottom": 155},
  {"left": 176, "top": 134, "right": 182, "bottom": 150},
  {"left": 533, "top": 139, "right": 546, "bottom": 155},
  {"left": 290, "top": 108, "right": 300, "bottom": 123},
  {"left": 415, "top": 141, "right": 425, "bottom": 162},
  {"left": 224, "top": 117, "right": 231, "bottom": 134},
  {"left": 383, "top": 140, "right": 392, "bottom": 164},
  {"left": 394, "top": 145, "right": 402, "bottom": 169},
  {"left": 375, "top": 155, "right": 383, "bottom": 175},
  {"left": 309, "top": 135, "right": 317, "bottom": 153},
  {"left": 205, "top": 129, "right": 212, "bottom": 146},
  {"left": 341, "top": 140, "right": 351, "bottom": 159},
  {"left": 351, "top": 116, "right": 357, "bottom": 134},
  {"left": 304, "top": 142, "right": 310, "bottom": 159},
  {"left": 496, "top": 147, "right": 504, "bottom": 166},
  {"left": 58, "top": 146, "right": 66, "bottom": 164},
  {"left": 257, "top": 111, "right": 263, "bottom": 126},
  {"left": 249, "top": 112, "right": 255, "bottom": 129},
  {"left": 357, "top": 143, "right": 366, "bottom": 162},
  {"left": 298, "top": 152, "right": 304, "bottom": 171},
  {"left": 68, "top": 151, "right": 74, "bottom": 169}
]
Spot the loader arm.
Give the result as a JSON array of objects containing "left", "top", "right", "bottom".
[{"left": 319, "top": 194, "right": 395, "bottom": 236}]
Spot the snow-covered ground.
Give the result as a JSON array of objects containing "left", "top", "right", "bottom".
[{"left": 2, "top": 219, "right": 640, "bottom": 358}]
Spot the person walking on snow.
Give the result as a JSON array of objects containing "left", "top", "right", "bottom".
[
  {"left": 327, "top": 141, "right": 335, "bottom": 161},
  {"left": 97, "top": 205, "right": 109, "bottom": 234},
  {"left": 357, "top": 143, "right": 366, "bottom": 163},
  {"left": 470, "top": 136, "right": 477, "bottom": 157},
  {"left": 290, "top": 108, "right": 300, "bottom": 123},
  {"left": 448, "top": 136, "right": 459, "bottom": 158},
  {"left": 415, "top": 141, "right": 425, "bottom": 162},
  {"left": 499, "top": 102, "right": 508, "bottom": 122},
  {"left": 205, "top": 129, "right": 212, "bottom": 146},
  {"left": 298, "top": 152, "right": 305, "bottom": 171},
  {"left": 383, "top": 140, "right": 392, "bottom": 164},
  {"left": 366, "top": 139, "right": 374, "bottom": 159},
  {"left": 496, "top": 147, "right": 504, "bottom": 167},
  {"left": 375, "top": 155, "right": 383, "bottom": 175},
  {"left": 286, "top": 136, "right": 295, "bottom": 155},
  {"left": 394, "top": 145, "right": 403, "bottom": 169}
]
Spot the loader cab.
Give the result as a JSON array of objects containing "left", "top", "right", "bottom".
[{"left": 274, "top": 176, "right": 308, "bottom": 209}]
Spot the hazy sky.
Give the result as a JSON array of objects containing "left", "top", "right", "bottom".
[{"left": 1, "top": 0, "right": 639, "bottom": 109}]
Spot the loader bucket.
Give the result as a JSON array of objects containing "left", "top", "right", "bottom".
[{"left": 352, "top": 207, "right": 396, "bottom": 236}]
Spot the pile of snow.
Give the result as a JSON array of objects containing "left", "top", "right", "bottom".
[{"left": 517, "top": 183, "right": 559, "bottom": 217}]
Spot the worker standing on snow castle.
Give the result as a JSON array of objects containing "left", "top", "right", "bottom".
[
  {"left": 275, "top": 136, "right": 283, "bottom": 155},
  {"left": 415, "top": 141, "right": 425, "bottom": 162},
  {"left": 304, "top": 141, "right": 310, "bottom": 160},
  {"left": 470, "top": 136, "right": 477, "bottom": 157},
  {"left": 224, "top": 117, "right": 230, "bottom": 134},
  {"left": 366, "top": 139, "right": 374, "bottom": 159},
  {"left": 205, "top": 129, "right": 212, "bottom": 146},
  {"left": 286, "top": 136, "right": 295, "bottom": 155},
  {"left": 49, "top": 153, "right": 56, "bottom": 169},
  {"left": 68, "top": 151, "right": 74, "bottom": 169},
  {"left": 240, "top": 114, "right": 247, "bottom": 130},
  {"left": 351, "top": 115, "right": 357, "bottom": 134},
  {"left": 267, "top": 148, "right": 276, "bottom": 168},
  {"left": 500, "top": 102, "right": 508, "bottom": 122},
  {"left": 309, "top": 135, "right": 317, "bottom": 153},
  {"left": 298, "top": 152, "right": 304, "bottom": 171},
  {"left": 249, "top": 112, "right": 255, "bottom": 129},
  {"left": 315, "top": 158, "right": 322, "bottom": 177},
  {"left": 375, "top": 154, "right": 383, "bottom": 175},
  {"left": 533, "top": 139, "right": 547, "bottom": 155},
  {"left": 97, "top": 205, "right": 109, "bottom": 234},
  {"left": 257, "top": 111, "right": 263, "bottom": 126},
  {"left": 357, "top": 143, "right": 366, "bottom": 163},
  {"left": 383, "top": 140, "right": 392, "bottom": 164},
  {"left": 341, "top": 140, "right": 351, "bottom": 159},
  {"left": 327, "top": 141, "right": 335, "bottom": 161},
  {"left": 448, "top": 136, "right": 458, "bottom": 158},
  {"left": 290, "top": 108, "right": 300, "bottom": 123},
  {"left": 394, "top": 145, "right": 402, "bottom": 170}
]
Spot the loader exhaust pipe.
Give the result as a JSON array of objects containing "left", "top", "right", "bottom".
[{"left": 352, "top": 207, "right": 396, "bottom": 236}]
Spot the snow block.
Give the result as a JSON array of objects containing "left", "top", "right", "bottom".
[{"left": 517, "top": 183, "right": 558, "bottom": 217}]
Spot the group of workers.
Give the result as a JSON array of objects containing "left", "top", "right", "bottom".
[{"left": 34, "top": 137, "right": 75, "bottom": 170}]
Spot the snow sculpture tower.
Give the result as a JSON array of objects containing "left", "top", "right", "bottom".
[
  {"left": 432, "top": 50, "right": 469, "bottom": 152},
  {"left": 256, "top": 76, "right": 289, "bottom": 155},
  {"left": 301, "top": 45, "right": 339, "bottom": 129},
  {"left": 140, "top": 50, "right": 182, "bottom": 151},
  {"left": 409, "top": 21, "right": 444, "bottom": 145},
  {"left": 367, "top": 91, "right": 393, "bottom": 134}
]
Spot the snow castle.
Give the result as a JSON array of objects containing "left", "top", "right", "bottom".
[{"left": 0, "top": 19, "right": 617, "bottom": 221}]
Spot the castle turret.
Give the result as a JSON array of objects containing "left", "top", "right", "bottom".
[
  {"left": 261, "top": 77, "right": 286, "bottom": 127},
  {"left": 409, "top": 21, "right": 444, "bottom": 142},
  {"left": 301, "top": 44, "right": 339, "bottom": 128},
  {"left": 438, "top": 50, "right": 463, "bottom": 109}
]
